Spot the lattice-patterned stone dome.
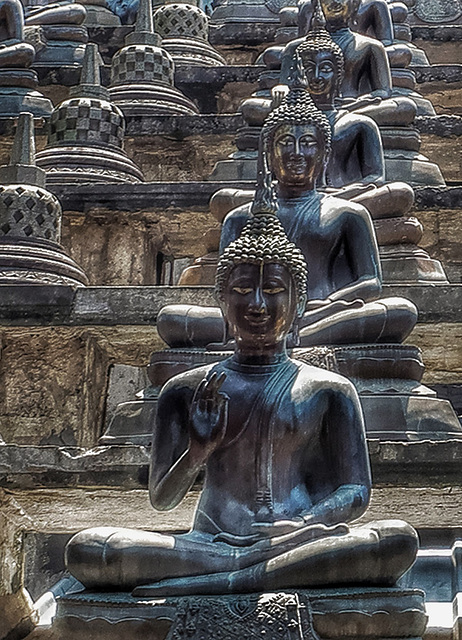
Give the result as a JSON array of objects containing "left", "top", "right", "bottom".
[
  {"left": 0, "top": 112, "right": 88, "bottom": 287},
  {"left": 152, "top": 1, "right": 226, "bottom": 66},
  {"left": 0, "top": 184, "right": 61, "bottom": 242},
  {"left": 154, "top": 4, "right": 209, "bottom": 41},
  {"left": 111, "top": 44, "right": 175, "bottom": 86},
  {"left": 48, "top": 98, "right": 126, "bottom": 149}
]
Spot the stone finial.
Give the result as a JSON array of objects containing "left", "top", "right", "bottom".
[
  {"left": 125, "top": 0, "right": 160, "bottom": 46},
  {"left": 70, "top": 43, "right": 110, "bottom": 101},
  {"left": 0, "top": 112, "right": 45, "bottom": 187}
]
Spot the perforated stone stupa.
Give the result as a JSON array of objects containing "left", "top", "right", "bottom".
[
  {"left": 36, "top": 43, "right": 144, "bottom": 184},
  {"left": 109, "top": 0, "right": 199, "bottom": 115},
  {"left": 0, "top": 112, "right": 88, "bottom": 286},
  {"left": 153, "top": 0, "right": 226, "bottom": 67}
]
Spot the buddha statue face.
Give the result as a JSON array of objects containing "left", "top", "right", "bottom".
[
  {"left": 320, "top": 0, "right": 360, "bottom": 26},
  {"left": 269, "top": 123, "right": 326, "bottom": 190},
  {"left": 302, "top": 49, "right": 338, "bottom": 100},
  {"left": 222, "top": 262, "right": 297, "bottom": 348}
]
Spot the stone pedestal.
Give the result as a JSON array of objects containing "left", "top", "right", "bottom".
[
  {"left": 51, "top": 587, "right": 427, "bottom": 640},
  {"left": 80, "top": 0, "right": 121, "bottom": 26},
  {"left": 0, "top": 68, "right": 52, "bottom": 118}
]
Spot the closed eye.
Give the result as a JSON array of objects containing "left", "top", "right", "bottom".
[
  {"left": 263, "top": 287, "right": 286, "bottom": 294},
  {"left": 232, "top": 287, "right": 253, "bottom": 294}
]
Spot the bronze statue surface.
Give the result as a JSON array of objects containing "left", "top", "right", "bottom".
[
  {"left": 66, "top": 181, "right": 418, "bottom": 595},
  {"left": 159, "top": 79, "right": 417, "bottom": 349}
]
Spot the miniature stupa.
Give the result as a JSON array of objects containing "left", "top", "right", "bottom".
[
  {"left": 0, "top": 113, "right": 88, "bottom": 286},
  {"left": 109, "top": 0, "right": 199, "bottom": 116},
  {"left": 36, "top": 43, "right": 144, "bottom": 184},
  {"left": 153, "top": 0, "right": 226, "bottom": 67}
]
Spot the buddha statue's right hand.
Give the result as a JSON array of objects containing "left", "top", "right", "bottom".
[
  {"left": 271, "top": 85, "right": 290, "bottom": 109},
  {"left": 188, "top": 371, "right": 229, "bottom": 462}
]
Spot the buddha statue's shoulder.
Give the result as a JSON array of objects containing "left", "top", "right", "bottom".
[
  {"left": 290, "top": 358, "right": 360, "bottom": 400},
  {"left": 220, "top": 203, "right": 252, "bottom": 253},
  {"left": 353, "top": 30, "right": 387, "bottom": 55}
]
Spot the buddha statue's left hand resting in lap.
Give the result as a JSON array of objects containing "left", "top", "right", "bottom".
[{"left": 66, "top": 180, "right": 418, "bottom": 597}]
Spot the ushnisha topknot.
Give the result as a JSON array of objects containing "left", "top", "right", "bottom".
[
  {"left": 262, "top": 55, "right": 332, "bottom": 158},
  {"left": 296, "top": 0, "right": 344, "bottom": 90},
  {"left": 215, "top": 161, "right": 308, "bottom": 310}
]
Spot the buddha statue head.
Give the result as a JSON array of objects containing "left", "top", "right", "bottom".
[
  {"left": 297, "top": 0, "right": 344, "bottom": 108},
  {"left": 262, "top": 60, "right": 332, "bottom": 194},
  {"left": 216, "top": 172, "right": 308, "bottom": 349},
  {"left": 320, "top": 0, "right": 361, "bottom": 29}
]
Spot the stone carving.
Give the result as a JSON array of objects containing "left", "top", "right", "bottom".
[
  {"left": 0, "top": 112, "right": 88, "bottom": 286},
  {"left": 413, "top": 0, "right": 462, "bottom": 23},
  {"left": 153, "top": 1, "right": 226, "bottom": 67},
  {"left": 0, "top": 0, "right": 53, "bottom": 116},
  {"left": 36, "top": 43, "right": 144, "bottom": 184},
  {"left": 109, "top": 0, "right": 199, "bottom": 116},
  {"left": 168, "top": 592, "right": 317, "bottom": 640}
]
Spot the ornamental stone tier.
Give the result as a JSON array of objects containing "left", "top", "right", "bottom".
[
  {"left": 36, "top": 43, "right": 144, "bottom": 184},
  {"left": 0, "top": 112, "right": 88, "bottom": 286},
  {"left": 153, "top": 0, "right": 226, "bottom": 67},
  {"left": 109, "top": 0, "right": 199, "bottom": 116}
]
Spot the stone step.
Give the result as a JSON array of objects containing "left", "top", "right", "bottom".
[
  {"left": 0, "top": 283, "right": 460, "bottom": 326},
  {"left": 31, "top": 63, "right": 462, "bottom": 93},
  {"left": 45, "top": 182, "right": 462, "bottom": 212}
]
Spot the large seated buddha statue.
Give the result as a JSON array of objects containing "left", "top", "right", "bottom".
[
  {"left": 67, "top": 178, "right": 418, "bottom": 594},
  {"left": 160, "top": 79, "right": 417, "bottom": 349}
]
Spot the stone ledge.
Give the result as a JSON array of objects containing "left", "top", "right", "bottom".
[
  {"left": 413, "top": 64, "right": 462, "bottom": 84},
  {"left": 0, "top": 284, "right": 461, "bottom": 326},
  {"left": 3, "top": 440, "right": 462, "bottom": 489},
  {"left": 0, "top": 284, "right": 461, "bottom": 325},
  {"left": 49, "top": 182, "right": 462, "bottom": 212},
  {"left": 30, "top": 64, "right": 462, "bottom": 91},
  {"left": 412, "top": 25, "right": 462, "bottom": 41},
  {"left": 415, "top": 115, "right": 462, "bottom": 137}
]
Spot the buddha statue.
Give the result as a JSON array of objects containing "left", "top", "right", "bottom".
[
  {"left": 66, "top": 178, "right": 418, "bottom": 594},
  {"left": 159, "top": 81, "right": 417, "bottom": 349}
]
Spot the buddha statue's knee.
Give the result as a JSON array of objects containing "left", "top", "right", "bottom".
[
  {"left": 356, "top": 96, "right": 416, "bottom": 127},
  {"left": 256, "top": 45, "right": 284, "bottom": 69},
  {"left": 0, "top": 41, "right": 34, "bottom": 67},
  {"left": 386, "top": 43, "right": 412, "bottom": 68},
  {"left": 369, "top": 519, "right": 418, "bottom": 583},
  {"left": 378, "top": 296, "right": 417, "bottom": 342},
  {"left": 239, "top": 97, "right": 272, "bottom": 127},
  {"left": 157, "top": 304, "right": 226, "bottom": 348},
  {"left": 25, "top": 2, "right": 86, "bottom": 25},
  {"left": 66, "top": 527, "right": 123, "bottom": 589},
  {"left": 352, "top": 181, "right": 414, "bottom": 219}
]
